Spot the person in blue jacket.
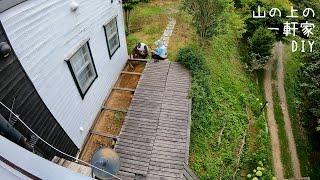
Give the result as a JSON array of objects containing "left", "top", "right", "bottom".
[{"left": 151, "top": 40, "right": 167, "bottom": 62}]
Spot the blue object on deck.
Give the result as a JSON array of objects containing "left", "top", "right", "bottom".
[{"left": 91, "top": 147, "right": 120, "bottom": 180}]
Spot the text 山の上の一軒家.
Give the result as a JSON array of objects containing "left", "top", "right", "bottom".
[{"left": 252, "top": 6, "right": 316, "bottom": 53}]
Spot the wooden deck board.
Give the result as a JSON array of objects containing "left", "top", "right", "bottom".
[{"left": 114, "top": 61, "right": 192, "bottom": 179}]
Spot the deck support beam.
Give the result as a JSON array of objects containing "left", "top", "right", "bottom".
[
  {"left": 113, "top": 87, "right": 135, "bottom": 92},
  {"left": 102, "top": 106, "right": 128, "bottom": 113},
  {"left": 121, "top": 71, "right": 142, "bottom": 76}
]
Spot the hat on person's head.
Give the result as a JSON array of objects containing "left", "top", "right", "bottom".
[
  {"left": 155, "top": 40, "right": 164, "bottom": 47},
  {"left": 137, "top": 42, "right": 147, "bottom": 51}
]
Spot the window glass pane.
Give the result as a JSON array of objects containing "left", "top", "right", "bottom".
[
  {"left": 81, "top": 45, "right": 90, "bottom": 60},
  {"left": 78, "top": 63, "right": 95, "bottom": 92},
  {"left": 69, "top": 42, "right": 97, "bottom": 95},
  {"left": 71, "top": 51, "right": 85, "bottom": 71},
  {"left": 109, "top": 33, "right": 119, "bottom": 54},
  {"left": 105, "top": 17, "right": 120, "bottom": 57}
]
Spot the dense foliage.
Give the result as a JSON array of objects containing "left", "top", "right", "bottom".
[
  {"left": 298, "top": 61, "right": 320, "bottom": 130},
  {"left": 177, "top": 6, "right": 273, "bottom": 176},
  {"left": 304, "top": 26, "right": 320, "bottom": 63},
  {"left": 123, "top": 0, "right": 149, "bottom": 34},
  {"left": 285, "top": 1, "right": 320, "bottom": 177},
  {"left": 249, "top": 27, "right": 276, "bottom": 70},
  {"left": 290, "top": 0, "right": 320, "bottom": 21},
  {"left": 176, "top": 46, "right": 206, "bottom": 73},
  {"left": 236, "top": 1, "right": 281, "bottom": 71},
  {"left": 297, "top": 25, "right": 320, "bottom": 142},
  {"left": 182, "top": 0, "right": 225, "bottom": 42}
]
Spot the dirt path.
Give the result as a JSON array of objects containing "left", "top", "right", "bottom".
[
  {"left": 263, "top": 51, "right": 284, "bottom": 179},
  {"left": 275, "top": 42, "right": 301, "bottom": 178}
]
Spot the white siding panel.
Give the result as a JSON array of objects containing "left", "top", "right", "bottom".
[{"left": 0, "top": 0, "right": 128, "bottom": 147}]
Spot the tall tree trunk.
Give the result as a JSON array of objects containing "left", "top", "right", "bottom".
[
  {"left": 127, "top": 11, "right": 130, "bottom": 34},
  {"left": 125, "top": 10, "right": 129, "bottom": 34}
]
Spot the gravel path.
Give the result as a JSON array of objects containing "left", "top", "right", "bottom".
[{"left": 263, "top": 51, "right": 284, "bottom": 179}]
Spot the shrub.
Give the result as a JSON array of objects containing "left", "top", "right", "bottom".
[
  {"left": 249, "top": 27, "right": 275, "bottom": 70},
  {"left": 298, "top": 61, "right": 320, "bottom": 132},
  {"left": 182, "top": 0, "right": 225, "bottom": 42},
  {"left": 250, "top": 27, "right": 275, "bottom": 57},
  {"left": 177, "top": 46, "right": 206, "bottom": 73}
]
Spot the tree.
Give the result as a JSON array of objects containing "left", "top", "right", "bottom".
[
  {"left": 290, "top": 0, "right": 320, "bottom": 21},
  {"left": 249, "top": 27, "right": 275, "bottom": 70},
  {"left": 122, "top": 0, "right": 139, "bottom": 34},
  {"left": 298, "top": 61, "right": 320, "bottom": 132},
  {"left": 243, "top": 1, "right": 288, "bottom": 40},
  {"left": 182, "top": 0, "right": 224, "bottom": 42},
  {"left": 303, "top": 25, "right": 320, "bottom": 62},
  {"left": 298, "top": 24, "right": 320, "bottom": 133}
]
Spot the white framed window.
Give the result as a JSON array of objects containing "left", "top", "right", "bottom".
[
  {"left": 104, "top": 17, "right": 120, "bottom": 58},
  {"left": 66, "top": 42, "right": 98, "bottom": 98}
]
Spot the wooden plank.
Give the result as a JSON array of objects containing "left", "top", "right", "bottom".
[
  {"left": 148, "top": 167, "right": 183, "bottom": 178},
  {"left": 155, "top": 135, "right": 187, "bottom": 143},
  {"left": 147, "top": 172, "right": 182, "bottom": 179},
  {"left": 116, "top": 145, "right": 152, "bottom": 155},
  {"left": 118, "top": 153, "right": 149, "bottom": 163},
  {"left": 152, "top": 146, "right": 186, "bottom": 154},
  {"left": 183, "top": 163, "right": 198, "bottom": 180},
  {"left": 112, "top": 87, "right": 135, "bottom": 92},
  {"left": 149, "top": 161, "right": 184, "bottom": 170},
  {"left": 155, "top": 128, "right": 187, "bottom": 137},
  {"left": 123, "top": 125, "right": 157, "bottom": 134},
  {"left": 123, "top": 120, "right": 158, "bottom": 129},
  {"left": 119, "top": 166, "right": 147, "bottom": 176},
  {"left": 183, "top": 169, "right": 193, "bottom": 180},
  {"left": 157, "top": 126, "right": 188, "bottom": 133},
  {"left": 121, "top": 71, "right": 143, "bottom": 76},
  {"left": 118, "top": 134, "right": 153, "bottom": 143},
  {"left": 117, "top": 171, "right": 135, "bottom": 179},
  {"left": 119, "top": 131, "right": 155, "bottom": 139},
  {"left": 115, "top": 148, "right": 151, "bottom": 159},
  {"left": 158, "top": 119, "right": 188, "bottom": 126},
  {"left": 102, "top": 106, "right": 128, "bottom": 113},
  {"left": 128, "top": 58, "right": 150, "bottom": 62},
  {"left": 120, "top": 159, "right": 149, "bottom": 172},
  {"left": 153, "top": 145, "right": 187, "bottom": 153},
  {"left": 124, "top": 117, "right": 158, "bottom": 124},
  {"left": 120, "top": 158, "right": 149, "bottom": 168},
  {"left": 90, "top": 130, "right": 117, "bottom": 139},
  {"left": 149, "top": 157, "right": 185, "bottom": 166},
  {"left": 152, "top": 150, "right": 186, "bottom": 159},
  {"left": 185, "top": 100, "right": 192, "bottom": 164}
]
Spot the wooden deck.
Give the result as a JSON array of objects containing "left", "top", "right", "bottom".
[{"left": 114, "top": 61, "right": 194, "bottom": 180}]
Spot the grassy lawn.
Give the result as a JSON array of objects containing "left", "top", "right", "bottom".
[{"left": 126, "top": 0, "right": 194, "bottom": 61}]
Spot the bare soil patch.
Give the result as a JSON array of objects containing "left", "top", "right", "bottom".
[{"left": 79, "top": 61, "right": 146, "bottom": 162}]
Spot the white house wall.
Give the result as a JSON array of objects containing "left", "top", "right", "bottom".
[{"left": 0, "top": 0, "right": 128, "bottom": 148}]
